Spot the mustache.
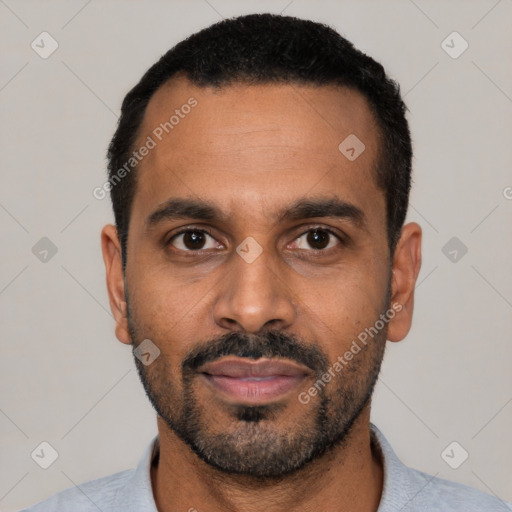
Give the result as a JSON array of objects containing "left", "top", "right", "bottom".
[{"left": 182, "top": 329, "right": 328, "bottom": 376}]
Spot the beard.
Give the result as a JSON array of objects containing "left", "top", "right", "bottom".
[{"left": 127, "top": 296, "right": 389, "bottom": 479}]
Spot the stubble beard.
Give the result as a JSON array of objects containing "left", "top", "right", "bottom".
[{"left": 127, "top": 296, "right": 388, "bottom": 478}]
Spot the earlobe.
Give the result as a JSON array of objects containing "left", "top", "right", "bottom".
[
  {"left": 386, "top": 222, "right": 422, "bottom": 343},
  {"left": 101, "top": 224, "right": 132, "bottom": 345}
]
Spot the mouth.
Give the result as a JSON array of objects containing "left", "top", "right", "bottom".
[{"left": 199, "top": 357, "right": 310, "bottom": 405}]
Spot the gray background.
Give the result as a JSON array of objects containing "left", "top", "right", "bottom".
[{"left": 1, "top": 0, "right": 511, "bottom": 510}]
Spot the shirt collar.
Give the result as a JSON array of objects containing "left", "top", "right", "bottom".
[
  {"left": 116, "top": 433, "right": 160, "bottom": 511},
  {"left": 128, "top": 423, "right": 410, "bottom": 511},
  {"left": 370, "top": 423, "right": 426, "bottom": 511}
]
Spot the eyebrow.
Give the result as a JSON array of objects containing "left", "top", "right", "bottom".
[
  {"left": 275, "top": 197, "right": 365, "bottom": 228},
  {"left": 145, "top": 196, "right": 366, "bottom": 231},
  {"left": 145, "top": 198, "right": 228, "bottom": 229}
]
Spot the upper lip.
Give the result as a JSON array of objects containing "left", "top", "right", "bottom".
[{"left": 200, "top": 357, "right": 310, "bottom": 378}]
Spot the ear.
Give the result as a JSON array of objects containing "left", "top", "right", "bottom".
[
  {"left": 386, "top": 222, "right": 422, "bottom": 342},
  {"left": 101, "top": 224, "right": 131, "bottom": 345}
]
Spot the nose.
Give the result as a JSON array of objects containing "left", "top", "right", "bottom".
[{"left": 212, "top": 245, "right": 297, "bottom": 334}]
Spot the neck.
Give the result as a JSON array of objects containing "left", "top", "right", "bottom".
[{"left": 150, "top": 407, "right": 383, "bottom": 512}]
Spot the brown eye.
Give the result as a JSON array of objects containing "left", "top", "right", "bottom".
[
  {"left": 183, "top": 231, "right": 206, "bottom": 250},
  {"left": 307, "top": 229, "right": 331, "bottom": 249},
  {"left": 294, "top": 228, "right": 341, "bottom": 251},
  {"left": 169, "top": 229, "right": 218, "bottom": 251}
]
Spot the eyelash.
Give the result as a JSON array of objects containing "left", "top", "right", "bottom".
[{"left": 165, "top": 225, "right": 346, "bottom": 253}]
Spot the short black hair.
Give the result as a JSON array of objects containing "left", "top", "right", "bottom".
[{"left": 107, "top": 13, "right": 412, "bottom": 268}]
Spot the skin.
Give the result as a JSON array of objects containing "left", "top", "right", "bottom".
[{"left": 101, "top": 76, "right": 422, "bottom": 512}]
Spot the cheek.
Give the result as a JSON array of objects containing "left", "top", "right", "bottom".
[
  {"left": 296, "top": 262, "right": 389, "bottom": 358},
  {"left": 128, "top": 262, "right": 206, "bottom": 326},
  {"left": 126, "top": 275, "right": 200, "bottom": 370}
]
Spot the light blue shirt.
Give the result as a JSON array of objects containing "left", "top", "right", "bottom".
[{"left": 22, "top": 424, "right": 511, "bottom": 511}]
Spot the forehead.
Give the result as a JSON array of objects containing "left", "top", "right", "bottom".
[{"left": 132, "top": 76, "right": 383, "bottom": 224}]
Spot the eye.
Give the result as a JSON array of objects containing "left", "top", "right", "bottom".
[
  {"left": 168, "top": 228, "right": 221, "bottom": 251},
  {"left": 291, "top": 227, "right": 342, "bottom": 251}
]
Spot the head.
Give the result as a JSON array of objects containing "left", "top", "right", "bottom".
[{"left": 102, "top": 13, "right": 421, "bottom": 478}]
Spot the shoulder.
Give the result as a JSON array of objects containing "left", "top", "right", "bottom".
[
  {"left": 21, "top": 434, "right": 159, "bottom": 512},
  {"left": 20, "top": 468, "right": 133, "bottom": 512},
  {"left": 399, "top": 465, "right": 512, "bottom": 511},
  {"left": 370, "top": 424, "right": 511, "bottom": 512}
]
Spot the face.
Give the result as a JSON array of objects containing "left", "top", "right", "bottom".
[{"left": 102, "top": 77, "right": 421, "bottom": 478}]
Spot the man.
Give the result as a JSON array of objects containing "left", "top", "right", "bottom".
[{"left": 24, "top": 13, "right": 510, "bottom": 512}]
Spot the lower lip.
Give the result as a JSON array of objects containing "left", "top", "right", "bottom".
[{"left": 202, "top": 374, "right": 306, "bottom": 404}]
